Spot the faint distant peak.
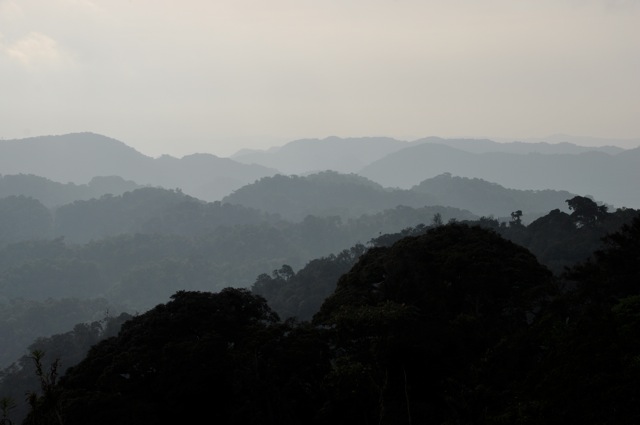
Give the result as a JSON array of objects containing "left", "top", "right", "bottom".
[
  {"left": 2, "top": 132, "right": 150, "bottom": 158},
  {"left": 411, "top": 137, "right": 501, "bottom": 152},
  {"left": 494, "top": 134, "right": 638, "bottom": 153},
  {"left": 280, "top": 135, "right": 405, "bottom": 150},
  {"left": 182, "top": 152, "right": 223, "bottom": 160},
  {"left": 231, "top": 148, "right": 266, "bottom": 157},
  {"left": 410, "top": 135, "right": 630, "bottom": 155},
  {"left": 231, "top": 146, "right": 282, "bottom": 158},
  {"left": 230, "top": 136, "right": 410, "bottom": 175}
]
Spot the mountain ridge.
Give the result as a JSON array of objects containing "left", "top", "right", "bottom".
[
  {"left": 0, "top": 132, "right": 279, "bottom": 201},
  {"left": 358, "top": 143, "right": 640, "bottom": 209},
  {"left": 3, "top": 132, "right": 639, "bottom": 208}
]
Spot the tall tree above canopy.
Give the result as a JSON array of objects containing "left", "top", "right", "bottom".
[{"left": 566, "top": 195, "right": 608, "bottom": 227}]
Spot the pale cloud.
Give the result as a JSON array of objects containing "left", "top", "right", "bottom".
[
  {"left": 0, "top": 31, "right": 72, "bottom": 68},
  {"left": 0, "top": 0, "right": 23, "bottom": 19}
]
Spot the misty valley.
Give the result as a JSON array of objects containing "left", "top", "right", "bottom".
[{"left": 1, "top": 133, "right": 640, "bottom": 424}]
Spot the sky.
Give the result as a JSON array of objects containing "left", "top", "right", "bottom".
[{"left": 1, "top": 0, "right": 639, "bottom": 158}]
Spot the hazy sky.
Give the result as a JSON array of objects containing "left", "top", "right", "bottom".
[{"left": 1, "top": 0, "right": 639, "bottom": 157}]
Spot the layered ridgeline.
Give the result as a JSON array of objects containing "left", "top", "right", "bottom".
[
  {"left": 0, "top": 174, "right": 142, "bottom": 208},
  {"left": 1, "top": 180, "right": 630, "bottom": 378},
  {"left": 1, "top": 193, "right": 636, "bottom": 374},
  {"left": 223, "top": 171, "right": 576, "bottom": 222},
  {"left": 0, "top": 184, "right": 476, "bottom": 246},
  {"left": 230, "top": 134, "right": 629, "bottom": 174},
  {"left": 0, "top": 133, "right": 278, "bottom": 202},
  {"left": 0, "top": 187, "right": 277, "bottom": 245},
  {"left": 1, "top": 170, "right": 579, "bottom": 247},
  {"left": 358, "top": 141, "right": 640, "bottom": 209},
  {"left": 4, "top": 220, "right": 640, "bottom": 425},
  {"left": 222, "top": 171, "right": 439, "bottom": 221},
  {"left": 3, "top": 133, "right": 639, "bottom": 209},
  {"left": 1, "top": 132, "right": 639, "bottom": 424},
  {"left": 231, "top": 136, "right": 407, "bottom": 175},
  {"left": 231, "top": 135, "right": 640, "bottom": 209}
]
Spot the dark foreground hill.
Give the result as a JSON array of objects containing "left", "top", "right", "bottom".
[{"left": 15, "top": 220, "right": 640, "bottom": 425}]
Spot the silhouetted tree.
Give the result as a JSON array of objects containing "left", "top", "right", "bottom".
[
  {"left": 510, "top": 209, "right": 523, "bottom": 226},
  {"left": 22, "top": 350, "right": 63, "bottom": 425},
  {"left": 0, "top": 397, "right": 16, "bottom": 425},
  {"left": 566, "top": 195, "right": 607, "bottom": 227}
]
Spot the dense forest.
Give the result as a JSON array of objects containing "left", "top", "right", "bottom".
[
  {"left": 1, "top": 216, "right": 638, "bottom": 424},
  {"left": 1, "top": 133, "right": 640, "bottom": 424},
  {"left": 0, "top": 193, "right": 638, "bottom": 423}
]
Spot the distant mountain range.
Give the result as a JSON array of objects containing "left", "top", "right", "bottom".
[
  {"left": 0, "top": 133, "right": 278, "bottom": 201},
  {"left": 492, "top": 134, "right": 640, "bottom": 151},
  {"left": 412, "top": 136, "right": 627, "bottom": 155},
  {"left": 231, "top": 134, "right": 639, "bottom": 208},
  {"left": 231, "top": 135, "right": 632, "bottom": 173},
  {"left": 359, "top": 143, "right": 640, "bottom": 209},
  {"left": 231, "top": 136, "right": 406, "bottom": 175},
  {"left": 2, "top": 132, "right": 638, "bottom": 209}
]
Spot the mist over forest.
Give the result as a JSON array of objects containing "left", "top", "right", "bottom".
[{"left": 1, "top": 132, "right": 640, "bottom": 424}]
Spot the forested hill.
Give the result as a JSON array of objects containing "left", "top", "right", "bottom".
[
  {"left": 222, "top": 171, "right": 437, "bottom": 221},
  {"left": 2, "top": 132, "right": 640, "bottom": 424},
  {"left": 1, "top": 170, "right": 578, "bottom": 229},
  {"left": 412, "top": 173, "right": 575, "bottom": 220},
  {"left": 9, "top": 218, "right": 640, "bottom": 425},
  {"left": 1, "top": 201, "right": 638, "bottom": 424},
  {"left": 251, "top": 198, "right": 640, "bottom": 321},
  {"left": 0, "top": 187, "right": 279, "bottom": 245},
  {"left": 222, "top": 171, "right": 577, "bottom": 222},
  {"left": 0, "top": 174, "right": 142, "bottom": 207},
  {"left": 0, "top": 185, "right": 474, "bottom": 246}
]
